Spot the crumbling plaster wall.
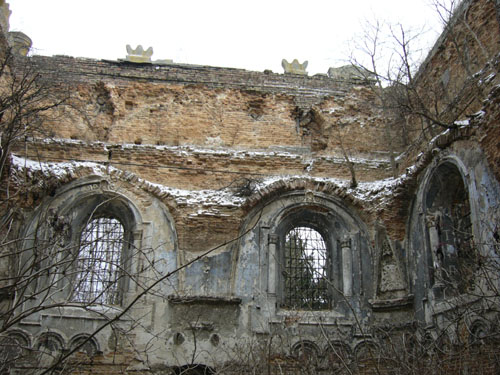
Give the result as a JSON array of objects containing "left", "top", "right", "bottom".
[{"left": 9, "top": 170, "right": 416, "bottom": 370}]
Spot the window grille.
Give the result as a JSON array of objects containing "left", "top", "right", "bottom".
[
  {"left": 283, "top": 226, "right": 330, "bottom": 309},
  {"left": 72, "top": 217, "right": 124, "bottom": 305}
]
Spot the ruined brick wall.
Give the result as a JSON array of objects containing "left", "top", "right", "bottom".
[
  {"left": 5, "top": 54, "right": 401, "bottom": 257},
  {"left": 29, "top": 55, "right": 396, "bottom": 162},
  {"left": 400, "top": 0, "right": 500, "bottom": 170},
  {"left": 414, "top": 0, "right": 500, "bottom": 117},
  {"left": 1, "top": 0, "right": 500, "bottom": 374}
]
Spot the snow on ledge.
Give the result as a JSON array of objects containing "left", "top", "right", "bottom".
[
  {"left": 10, "top": 155, "right": 246, "bottom": 207},
  {"left": 10, "top": 154, "right": 106, "bottom": 178},
  {"left": 34, "top": 137, "right": 391, "bottom": 165},
  {"left": 10, "top": 155, "right": 408, "bottom": 209}
]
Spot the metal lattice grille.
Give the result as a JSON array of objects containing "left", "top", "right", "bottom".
[
  {"left": 73, "top": 217, "right": 124, "bottom": 305},
  {"left": 283, "top": 226, "right": 330, "bottom": 309}
]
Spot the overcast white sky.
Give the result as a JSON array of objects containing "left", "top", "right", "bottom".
[{"left": 7, "top": 0, "right": 445, "bottom": 75}]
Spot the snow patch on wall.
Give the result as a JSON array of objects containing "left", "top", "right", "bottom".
[
  {"left": 10, "top": 154, "right": 408, "bottom": 210},
  {"left": 32, "top": 137, "right": 391, "bottom": 165}
]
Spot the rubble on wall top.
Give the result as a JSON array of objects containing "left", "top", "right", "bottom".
[
  {"left": 327, "top": 65, "right": 377, "bottom": 84},
  {"left": 27, "top": 50, "right": 383, "bottom": 99}
]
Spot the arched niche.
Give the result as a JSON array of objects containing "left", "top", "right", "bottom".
[{"left": 423, "top": 161, "right": 476, "bottom": 295}]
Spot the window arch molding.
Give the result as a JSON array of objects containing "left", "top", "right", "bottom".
[
  {"left": 0, "top": 329, "right": 32, "bottom": 367},
  {"left": 68, "top": 333, "right": 100, "bottom": 356},
  {"left": 57, "top": 182, "right": 143, "bottom": 236},
  {"left": 21, "top": 177, "right": 145, "bottom": 308},
  {"left": 234, "top": 190, "right": 374, "bottom": 313}
]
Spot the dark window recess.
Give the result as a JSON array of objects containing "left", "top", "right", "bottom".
[{"left": 426, "top": 163, "right": 477, "bottom": 294}]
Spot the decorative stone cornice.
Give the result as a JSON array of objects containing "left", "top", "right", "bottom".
[
  {"left": 369, "top": 294, "right": 414, "bottom": 311},
  {"left": 167, "top": 295, "right": 242, "bottom": 305},
  {"left": 282, "top": 59, "right": 308, "bottom": 75},
  {"left": 125, "top": 44, "right": 153, "bottom": 63},
  {"left": 340, "top": 238, "right": 352, "bottom": 249},
  {"left": 269, "top": 233, "right": 279, "bottom": 244}
]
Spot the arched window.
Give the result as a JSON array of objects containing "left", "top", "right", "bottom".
[
  {"left": 282, "top": 226, "right": 331, "bottom": 309},
  {"left": 72, "top": 216, "right": 125, "bottom": 305},
  {"left": 238, "top": 192, "right": 374, "bottom": 317}
]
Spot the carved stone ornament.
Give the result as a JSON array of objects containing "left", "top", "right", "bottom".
[
  {"left": 126, "top": 45, "right": 153, "bottom": 63},
  {"left": 99, "top": 179, "right": 115, "bottom": 192},
  {"left": 268, "top": 233, "right": 279, "bottom": 244},
  {"left": 340, "top": 238, "right": 352, "bottom": 249},
  {"left": 282, "top": 59, "right": 308, "bottom": 75},
  {"left": 425, "top": 212, "right": 440, "bottom": 228}
]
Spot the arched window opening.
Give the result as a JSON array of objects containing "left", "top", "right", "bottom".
[
  {"left": 283, "top": 226, "right": 330, "bottom": 309},
  {"left": 72, "top": 217, "right": 125, "bottom": 305},
  {"left": 426, "top": 163, "right": 476, "bottom": 294}
]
